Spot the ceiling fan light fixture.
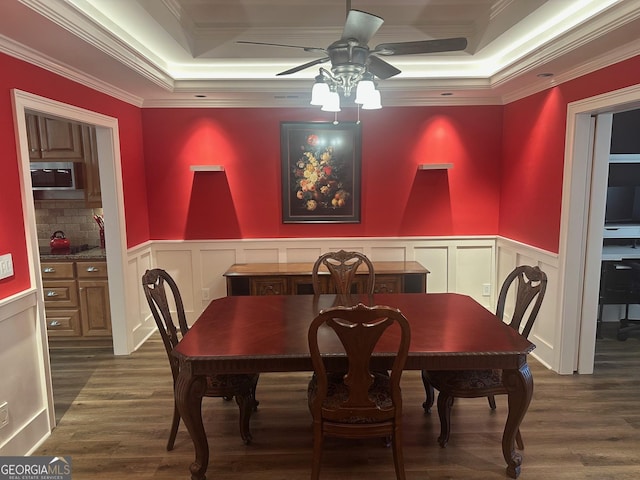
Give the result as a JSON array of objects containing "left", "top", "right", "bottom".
[
  {"left": 354, "top": 76, "right": 376, "bottom": 104},
  {"left": 321, "top": 91, "right": 341, "bottom": 112},
  {"left": 361, "top": 89, "right": 381, "bottom": 110},
  {"left": 310, "top": 77, "right": 330, "bottom": 106}
]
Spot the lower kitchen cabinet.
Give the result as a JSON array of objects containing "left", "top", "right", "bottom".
[{"left": 42, "top": 260, "right": 111, "bottom": 338}]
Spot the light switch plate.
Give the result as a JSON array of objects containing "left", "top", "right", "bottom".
[{"left": 0, "top": 253, "right": 14, "bottom": 280}]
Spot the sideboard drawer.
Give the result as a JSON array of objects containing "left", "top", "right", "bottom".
[
  {"left": 250, "top": 277, "right": 288, "bottom": 295},
  {"left": 374, "top": 275, "right": 403, "bottom": 294}
]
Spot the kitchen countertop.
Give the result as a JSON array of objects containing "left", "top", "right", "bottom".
[{"left": 40, "top": 246, "right": 106, "bottom": 261}]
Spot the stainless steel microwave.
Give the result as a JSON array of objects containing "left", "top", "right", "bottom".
[{"left": 30, "top": 162, "right": 77, "bottom": 190}]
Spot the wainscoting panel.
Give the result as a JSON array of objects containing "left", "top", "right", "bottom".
[
  {"left": 369, "top": 246, "right": 409, "bottom": 261},
  {"left": 200, "top": 249, "right": 238, "bottom": 301},
  {"left": 0, "top": 290, "right": 50, "bottom": 456},
  {"left": 454, "top": 244, "right": 495, "bottom": 309},
  {"left": 414, "top": 245, "right": 449, "bottom": 293},
  {"left": 142, "top": 236, "right": 560, "bottom": 369},
  {"left": 283, "top": 247, "right": 323, "bottom": 263},
  {"left": 127, "top": 245, "right": 155, "bottom": 350},
  {"left": 496, "top": 237, "right": 559, "bottom": 369}
]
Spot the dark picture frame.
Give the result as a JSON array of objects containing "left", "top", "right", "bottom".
[{"left": 281, "top": 122, "right": 361, "bottom": 223}]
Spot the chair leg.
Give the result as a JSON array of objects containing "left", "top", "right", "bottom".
[
  {"left": 516, "top": 428, "right": 524, "bottom": 450},
  {"left": 167, "top": 403, "right": 181, "bottom": 451},
  {"left": 437, "top": 392, "right": 454, "bottom": 448},
  {"left": 488, "top": 394, "right": 497, "bottom": 410},
  {"left": 391, "top": 426, "right": 407, "bottom": 480},
  {"left": 311, "top": 421, "right": 323, "bottom": 480},
  {"left": 235, "top": 391, "right": 254, "bottom": 445},
  {"left": 420, "top": 370, "right": 435, "bottom": 413}
]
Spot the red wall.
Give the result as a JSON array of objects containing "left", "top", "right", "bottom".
[
  {"left": 142, "top": 105, "right": 503, "bottom": 239},
  {"left": 3, "top": 48, "right": 640, "bottom": 301},
  {"left": 501, "top": 55, "right": 640, "bottom": 252},
  {"left": 0, "top": 52, "right": 148, "bottom": 298}
]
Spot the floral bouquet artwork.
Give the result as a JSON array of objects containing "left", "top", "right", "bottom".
[{"left": 281, "top": 122, "right": 361, "bottom": 223}]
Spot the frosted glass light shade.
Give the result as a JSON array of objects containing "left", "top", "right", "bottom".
[
  {"left": 310, "top": 82, "right": 330, "bottom": 106},
  {"left": 321, "top": 91, "right": 341, "bottom": 112},
  {"left": 361, "top": 89, "right": 382, "bottom": 110},
  {"left": 355, "top": 79, "right": 376, "bottom": 104}
]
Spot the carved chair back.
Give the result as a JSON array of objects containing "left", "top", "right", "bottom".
[
  {"left": 308, "top": 303, "right": 410, "bottom": 424},
  {"left": 141, "top": 268, "right": 188, "bottom": 381},
  {"left": 496, "top": 265, "right": 548, "bottom": 339},
  {"left": 312, "top": 250, "right": 375, "bottom": 295}
]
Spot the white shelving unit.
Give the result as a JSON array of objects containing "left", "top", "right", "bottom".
[{"left": 190, "top": 165, "right": 225, "bottom": 172}]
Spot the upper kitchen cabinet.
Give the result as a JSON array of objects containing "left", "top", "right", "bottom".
[
  {"left": 82, "top": 125, "right": 101, "bottom": 207},
  {"left": 26, "top": 113, "right": 84, "bottom": 161}
]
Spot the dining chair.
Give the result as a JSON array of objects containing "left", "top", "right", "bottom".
[
  {"left": 141, "top": 268, "right": 259, "bottom": 450},
  {"left": 307, "top": 303, "right": 411, "bottom": 480},
  {"left": 421, "top": 265, "right": 547, "bottom": 449},
  {"left": 312, "top": 250, "right": 375, "bottom": 295}
]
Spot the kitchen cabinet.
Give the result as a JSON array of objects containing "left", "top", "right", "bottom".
[
  {"left": 41, "top": 259, "right": 111, "bottom": 338},
  {"left": 82, "top": 125, "right": 102, "bottom": 207},
  {"left": 26, "top": 113, "right": 84, "bottom": 161},
  {"left": 77, "top": 261, "right": 111, "bottom": 337}
]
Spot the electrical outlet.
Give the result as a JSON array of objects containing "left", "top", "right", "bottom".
[
  {"left": 202, "top": 288, "right": 210, "bottom": 301},
  {"left": 0, "top": 253, "right": 14, "bottom": 280},
  {"left": 0, "top": 402, "right": 9, "bottom": 429},
  {"left": 482, "top": 284, "right": 491, "bottom": 297}
]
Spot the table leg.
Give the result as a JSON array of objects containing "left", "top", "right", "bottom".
[
  {"left": 502, "top": 362, "right": 533, "bottom": 479},
  {"left": 175, "top": 368, "right": 209, "bottom": 480}
]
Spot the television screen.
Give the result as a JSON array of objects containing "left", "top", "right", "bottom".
[
  {"left": 605, "top": 163, "right": 640, "bottom": 225},
  {"left": 605, "top": 186, "right": 634, "bottom": 223}
]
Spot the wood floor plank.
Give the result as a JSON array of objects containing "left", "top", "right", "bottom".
[{"left": 35, "top": 326, "right": 640, "bottom": 479}]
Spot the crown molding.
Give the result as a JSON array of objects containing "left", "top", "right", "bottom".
[{"left": 0, "top": 33, "right": 144, "bottom": 107}]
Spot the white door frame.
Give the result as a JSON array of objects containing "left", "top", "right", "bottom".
[
  {"left": 558, "top": 84, "right": 640, "bottom": 374},
  {"left": 11, "top": 89, "right": 132, "bottom": 355}
]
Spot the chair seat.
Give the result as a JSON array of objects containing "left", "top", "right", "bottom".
[
  {"left": 308, "top": 372, "right": 393, "bottom": 423},
  {"left": 426, "top": 369, "right": 502, "bottom": 393}
]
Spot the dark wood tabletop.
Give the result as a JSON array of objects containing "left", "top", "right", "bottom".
[{"left": 172, "top": 293, "right": 534, "bottom": 480}]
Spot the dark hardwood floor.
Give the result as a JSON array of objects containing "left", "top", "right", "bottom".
[{"left": 37, "top": 324, "right": 640, "bottom": 479}]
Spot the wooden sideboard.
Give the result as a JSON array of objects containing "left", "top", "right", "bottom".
[{"left": 224, "top": 261, "right": 429, "bottom": 296}]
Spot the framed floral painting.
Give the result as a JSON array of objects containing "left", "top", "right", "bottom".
[{"left": 281, "top": 122, "right": 361, "bottom": 223}]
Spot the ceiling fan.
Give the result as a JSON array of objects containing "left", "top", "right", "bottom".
[{"left": 237, "top": 1, "right": 467, "bottom": 106}]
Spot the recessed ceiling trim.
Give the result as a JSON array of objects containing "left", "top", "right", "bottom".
[
  {"left": 0, "top": 33, "right": 144, "bottom": 106},
  {"left": 22, "top": 0, "right": 176, "bottom": 90}
]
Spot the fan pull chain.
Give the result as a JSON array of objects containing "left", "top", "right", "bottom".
[{"left": 333, "top": 111, "right": 339, "bottom": 125}]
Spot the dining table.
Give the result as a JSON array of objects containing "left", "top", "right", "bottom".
[{"left": 172, "top": 292, "right": 535, "bottom": 480}]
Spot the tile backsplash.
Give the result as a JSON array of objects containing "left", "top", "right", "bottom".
[{"left": 35, "top": 200, "right": 104, "bottom": 249}]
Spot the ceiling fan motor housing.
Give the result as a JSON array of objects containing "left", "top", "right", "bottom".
[{"left": 327, "top": 40, "right": 368, "bottom": 96}]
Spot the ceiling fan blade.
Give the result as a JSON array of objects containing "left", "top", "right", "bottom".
[
  {"left": 237, "top": 40, "right": 326, "bottom": 54},
  {"left": 276, "top": 57, "right": 330, "bottom": 76},
  {"left": 341, "top": 10, "right": 384, "bottom": 45},
  {"left": 367, "top": 55, "right": 401, "bottom": 80},
  {"left": 374, "top": 37, "right": 468, "bottom": 56}
]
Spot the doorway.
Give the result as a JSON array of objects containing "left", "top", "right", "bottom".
[
  {"left": 559, "top": 84, "right": 640, "bottom": 374},
  {"left": 12, "top": 89, "right": 131, "bottom": 428}
]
